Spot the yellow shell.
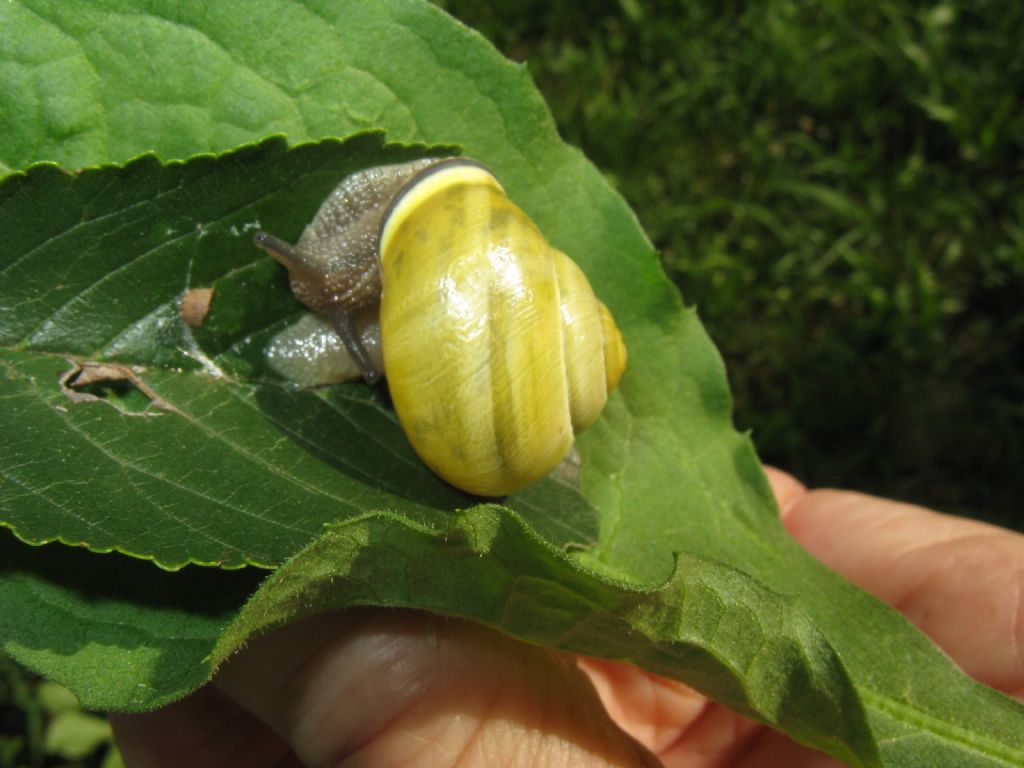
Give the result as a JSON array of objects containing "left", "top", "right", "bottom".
[{"left": 379, "top": 162, "right": 626, "bottom": 496}]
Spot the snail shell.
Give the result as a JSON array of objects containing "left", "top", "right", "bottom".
[{"left": 256, "top": 158, "right": 626, "bottom": 496}]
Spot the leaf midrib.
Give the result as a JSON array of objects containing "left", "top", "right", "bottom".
[{"left": 863, "top": 688, "right": 1024, "bottom": 765}]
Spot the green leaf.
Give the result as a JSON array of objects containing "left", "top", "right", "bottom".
[
  {"left": 0, "top": 137, "right": 600, "bottom": 568},
  {"left": 0, "top": 528, "right": 262, "bottom": 709},
  {"left": 1, "top": 2, "right": 1023, "bottom": 766},
  {"left": 1, "top": 136, "right": 467, "bottom": 569}
]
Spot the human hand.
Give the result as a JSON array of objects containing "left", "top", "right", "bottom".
[{"left": 111, "top": 470, "right": 1024, "bottom": 767}]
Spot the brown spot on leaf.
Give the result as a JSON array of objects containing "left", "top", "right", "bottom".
[
  {"left": 180, "top": 287, "right": 214, "bottom": 327},
  {"left": 60, "top": 359, "right": 181, "bottom": 416}
]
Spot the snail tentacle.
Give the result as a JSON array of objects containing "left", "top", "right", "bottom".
[{"left": 253, "top": 231, "right": 301, "bottom": 267}]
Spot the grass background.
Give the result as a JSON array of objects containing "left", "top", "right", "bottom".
[{"left": 4, "top": 1, "right": 1022, "bottom": 764}]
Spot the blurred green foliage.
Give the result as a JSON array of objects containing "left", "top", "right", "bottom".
[
  {"left": 1, "top": 652, "right": 42, "bottom": 766},
  {"left": 438, "top": 0, "right": 1024, "bottom": 528},
  {"left": 0, "top": 654, "right": 121, "bottom": 768}
]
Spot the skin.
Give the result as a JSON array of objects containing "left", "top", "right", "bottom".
[{"left": 111, "top": 469, "right": 1024, "bottom": 767}]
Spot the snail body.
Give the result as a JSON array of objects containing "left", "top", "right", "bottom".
[{"left": 256, "top": 158, "right": 626, "bottom": 496}]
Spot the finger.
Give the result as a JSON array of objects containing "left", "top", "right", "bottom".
[
  {"left": 782, "top": 489, "right": 1024, "bottom": 698},
  {"left": 762, "top": 467, "right": 807, "bottom": 518},
  {"left": 578, "top": 658, "right": 845, "bottom": 768},
  {"left": 571, "top": 468, "right": 836, "bottom": 767},
  {"left": 110, "top": 685, "right": 296, "bottom": 768},
  {"left": 214, "top": 609, "right": 659, "bottom": 768},
  {"left": 731, "top": 728, "right": 845, "bottom": 768},
  {"left": 576, "top": 656, "right": 714, "bottom": 754}
]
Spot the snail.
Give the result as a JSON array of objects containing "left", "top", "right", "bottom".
[{"left": 255, "top": 157, "right": 627, "bottom": 497}]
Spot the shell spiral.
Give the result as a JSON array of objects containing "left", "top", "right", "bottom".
[{"left": 379, "top": 163, "right": 627, "bottom": 496}]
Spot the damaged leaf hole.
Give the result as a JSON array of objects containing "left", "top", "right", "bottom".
[
  {"left": 59, "top": 359, "right": 182, "bottom": 416},
  {"left": 180, "top": 287, "right": 214, "bottom": 328}
]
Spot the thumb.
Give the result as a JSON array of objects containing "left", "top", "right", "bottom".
[{"left": 213, "top": 609, "right": 658, "bottom": 768}]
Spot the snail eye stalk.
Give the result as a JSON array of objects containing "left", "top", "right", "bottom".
[{"left": 253, "top": 231, "right": 297, "bottom": 264}]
